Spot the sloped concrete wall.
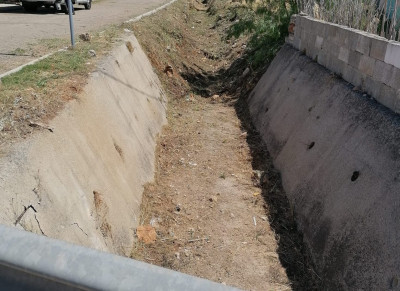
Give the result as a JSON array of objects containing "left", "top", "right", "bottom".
[
  {"left": 287, "top": 14, "right": 400, "bottom": 114},
  {"left": 248, "top": 44, "right": 400, "bottom": 289},
  {"left": 0, "top": 35, "right": 167, "bottom": 255}
]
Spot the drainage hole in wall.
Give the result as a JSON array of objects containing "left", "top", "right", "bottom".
[
  {"left": 308, "top": 142, "right": 315, "bottom": 150},
  {"left": 316, "top": 116, "right": 320, "bottom": 120},
  {"left": 351, "top": 171, "right": 360, "bottom": 182}
]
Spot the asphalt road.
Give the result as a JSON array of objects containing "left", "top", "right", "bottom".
[{"left": 0, "top": 0, "right": 169, "bottom": 73}]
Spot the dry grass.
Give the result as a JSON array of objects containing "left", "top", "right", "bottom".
[
  {"left": 0, "top": 25, "right": 123, "bottom": 145},
  {"left": 297, "top": 0, "right": 399, "bottom": 40}
]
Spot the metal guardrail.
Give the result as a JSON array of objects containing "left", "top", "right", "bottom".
[{"left": 0, "top": 225, "right": 238, "bottom": 290}]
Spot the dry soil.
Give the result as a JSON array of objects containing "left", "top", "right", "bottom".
[{"left": 128, "top": 1, "right": 320, "bottom": 290}]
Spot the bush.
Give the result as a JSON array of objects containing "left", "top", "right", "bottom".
[{"left": 228, "top": 0, "right": 298, "bottom": 69}]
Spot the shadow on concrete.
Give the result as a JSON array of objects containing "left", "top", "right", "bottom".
[
  {"left": 101, "top": 70, "right": 165, "bottom": 105},
  {"left": 180, "top": 54, "right": 322, "bottom": 290}
]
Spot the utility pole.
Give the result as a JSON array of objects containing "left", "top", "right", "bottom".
[{"left": 67, "top": 0, "right": 75, "bottom": 47}]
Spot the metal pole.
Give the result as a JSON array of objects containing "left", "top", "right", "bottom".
[{"left": 67, "top": 0, "right": 75, "bottom": 47}]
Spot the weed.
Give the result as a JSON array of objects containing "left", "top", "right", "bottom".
[
  {"left": 12, "top": 48, "right": 27, "bottom": 56},
  {"left": 227, "top": 0, "right": 298, "bottom": 69}
]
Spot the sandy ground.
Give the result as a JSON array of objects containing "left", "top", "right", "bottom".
[{"left": 0, "top": 0, "right": 169, "bottom": 73}]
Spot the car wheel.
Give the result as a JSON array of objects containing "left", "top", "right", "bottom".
[{"left": 84, "top": 0, "right": 91, "bottom": 10}]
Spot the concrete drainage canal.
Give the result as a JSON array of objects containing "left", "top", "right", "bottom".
[{"left": 0, "top": 8, "right": 400, "bottom": 291}]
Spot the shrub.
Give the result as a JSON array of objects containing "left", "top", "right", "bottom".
[{"left": 228, "top": 0, "right": 298, "bottom": 69}]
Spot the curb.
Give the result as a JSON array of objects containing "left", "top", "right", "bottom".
[
  {"left": 0, "top": 48, "right": 67, "bottom": 80},
  {"left": 0, "top": 0, "right": 178, "bottom": 81},
  {"left": 125, "top": 0, "right": 178, "bottom": 23}
]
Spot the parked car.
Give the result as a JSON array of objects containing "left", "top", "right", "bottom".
[{"left": 15, "top": 0, "right": 91, "bottom": 12}]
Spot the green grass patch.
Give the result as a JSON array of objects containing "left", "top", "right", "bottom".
[
  {"left": 0, "top": 25, "right": 123, "bottom": 139},
  {"left": 227, "top": 0, "right": 297, "bottom": 69},
  {"left": 1, "top": 25, "right": 120, "bottom": 91},
  {"left": 2, "top": 44, "right": 89, "bottom": 89}
]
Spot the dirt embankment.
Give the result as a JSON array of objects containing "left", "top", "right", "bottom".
[{"left": 127, "top": 1, "right": 320, "bottom": 290}]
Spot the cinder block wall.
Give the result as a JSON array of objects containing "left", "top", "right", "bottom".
[{"left": 287, "top": 15, "right": 400, "bottom": 113}]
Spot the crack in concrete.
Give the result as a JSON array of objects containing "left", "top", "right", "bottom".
[
  {"left": 71, "top": 223, "right": 88, "bottom": 237},
  {"left": 34, "top": 214, "right": 46, "bottom": 236},
  {"left": 32, "top": 170, "right": 42, "bottom": 203},
  {"left": 14, "top": 205, "right": 37, "bottom": 226}
]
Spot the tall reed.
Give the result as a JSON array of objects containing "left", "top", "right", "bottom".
[{"left": 296, "top": 0, "right": 399, "bottom": 41}]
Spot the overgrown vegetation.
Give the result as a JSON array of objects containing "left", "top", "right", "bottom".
[
  {"left": 227, "top": 0, "right": 399, "bottom": 71},
  {"left": 297, "top": 0, "right": 399, "bottom": 41},
  {"left": 227, "top": 0, "right": 298, "bottom": 69}
]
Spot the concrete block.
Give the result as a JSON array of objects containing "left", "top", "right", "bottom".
[
  {"left": 306, "top": 34, "right": 317, "bottom": 58},
  {"left": 348, "top": 50, "right": 362, "bottom": 69},
  {"left": 337, "top": 27, "right": 349, "bottom": 47},
  {"left": 317, "top": 50, "right": 329, "bottom": 68},
  {"left": 292, "top": 36, "right": 302, "bottom": 50},
  {"left": 364, "top": 76, "right": 382, "bottom": 99},
  {"left": 338, "top": 47, "right": 350, "bottom": 63},
  {"left": 373, "top": 60, "right": 394, "bottom": 84},
  {"left": 329, "top": 57, "right": 346, "bottom": 77},
  {"left": 358, "top": 54, "right": 376, "bottom": 77},
  {"left": 384, "top": 41, "right": 400, "bottom": 69},
  {"left": 355, "top": 32, "right": 372, "bottom": 55},
  {"left": 321, "top": 39, "right": 330, "bottom": 51},
  {"left": 299, "top": 29, "right": 308, "bottom": 52},
  {"left": 322, "top": 41, "right": 339, "bottom": 58},
  {"left": 343, "top": 64, "right": 364, "bottom": 87},
  {"left": 394, "top": 90, "right": 400, "bottom": 114},
  {"left": 369, "top": 36, "right": 388, "bottom": 61},
  {"left": 325, "top": 23, "right": 339, "bottom": 43},
  {"left": 294, "top": 25, "right": 302, "bottom": 39},
  {"left": 353, "top": 71, "right": 366, "bottom": 88},
  {"left": 338, "top": 27, "right": 358, "bottom": 50},
  {"left": 324, "top": 53, "right": 336, "bottom": 73},
  {"left": 302, "top": 17, "right": 313, "bottom": 33},
  {"left": 313, "top": 21, "right": 326, "bottom": 37},
  {"left": 315, "top": 35, "right": 324, "bottom": 50},
  {"left": 388, "top": 67, "right": 400, "bottom": 90},
  {"left": 376, "top": 84, "right": 397, "bottom": 110},
  {"left": 308, "top": 46, "right": 318, "bottom": 60},
  {"left": 296, "top": 16, "right": 304, "bottom": 29}
]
